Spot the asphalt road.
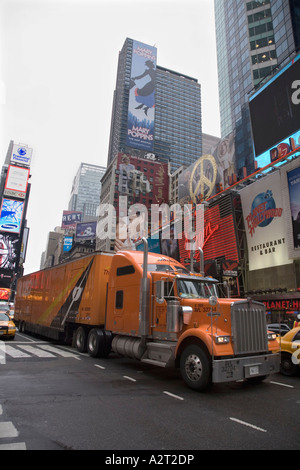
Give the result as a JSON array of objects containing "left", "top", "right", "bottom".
[{"left": 0, "top": 331, "right": 299, "bottom": 452}]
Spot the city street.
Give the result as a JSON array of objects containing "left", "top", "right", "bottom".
[{"left": 0, "top": 331, "right": 299, "bottom": 452}]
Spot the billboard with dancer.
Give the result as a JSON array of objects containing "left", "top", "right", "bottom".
[{"left": 126, "top": 40, "right": 157, "bottom": 151}]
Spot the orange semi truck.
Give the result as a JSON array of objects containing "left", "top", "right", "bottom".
[{"left": 14, "top": 239, "right": 280, "bottom": 391}]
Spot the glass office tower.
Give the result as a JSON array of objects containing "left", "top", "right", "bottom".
[
  {"left": 68, "top": 163, "right": 106, "bottom": 218},
  {"left": 215, "top": 0, "right": 300, "bottom": 177},
  {"left": 107, "top": 38, "right": 202, "bottom": 173}
]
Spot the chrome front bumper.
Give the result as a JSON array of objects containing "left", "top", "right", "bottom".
[{"left": 212, "top": 353, "right": 280, "bottom": 383}]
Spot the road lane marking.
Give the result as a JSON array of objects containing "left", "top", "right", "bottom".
[
  {"left": 230, "top": 417, "right": 267, "bottom": 433},
  {"left": 270, "top": 381, "right": 294, "bottom": 388},
  {"left": 163, "top": 391, "right": 184, "bottom": 401},
  {"left": 0, "top": 405, "right": 2, "bottom": 415},
  {"left": 123, "top": 376, "right": 136, "bottom": 382},
  {"left": 94, "top": 364, "right": 105, "bottom": 370}
]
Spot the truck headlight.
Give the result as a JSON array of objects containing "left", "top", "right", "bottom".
[
  {"left": 267, "top": 332, "right": 277, "bottom": 341},
  {"left": 215, "top": 335, "right": 230, "bottom": 344}
]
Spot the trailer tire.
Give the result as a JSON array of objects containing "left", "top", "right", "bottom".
[
  {"left": 103, "top": 330, "right": 112, "bottom": 357},
  {"left": 87, "top": 328, "right": 105, "bottom": 357},
  {"left": 180, "top": 344, "right": 211, "bottom": 391},
  {"left": 75, "top": 326, "right": 87, "bottom": 353}
]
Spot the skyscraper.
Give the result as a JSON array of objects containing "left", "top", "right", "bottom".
[
  {"left": 68, "top": 163, "right": 106, "bottom": 218},
  {"left": 214, "top": 0, "right": 300, "bottom": 177},
  {"left": 107, "top": 38, "right": 202, "bottom": 173}
]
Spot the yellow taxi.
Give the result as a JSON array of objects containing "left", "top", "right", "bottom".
[
  {"left": 278, "top": 326, "right": 300, "bottom": 376},
  {"left": 0, "top": 312, "right": 16, "bottom": 340}
]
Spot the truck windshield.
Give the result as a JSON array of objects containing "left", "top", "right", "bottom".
[
  {"left": 177, "top": 279, "right": 218, "bottom": 299},
  {"left": 145, "top": 264, "right": 189, "bottom": 274}
]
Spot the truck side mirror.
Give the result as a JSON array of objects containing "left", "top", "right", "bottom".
[
  {"left": 155, "top": 280, "right": 164, "bottom": 304},
  {"left": 209, "top": 295, "right": 218, "bottom": 306}
]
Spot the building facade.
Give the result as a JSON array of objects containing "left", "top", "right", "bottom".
[
  {"left": 214, "top": 0, "right": 300, "bottom": 177},
  {"left": 68, "top": 163, "right": 106, "bottom": 218},
  {"left": 97, "top": 152, "right": 170, "bottom": 252},
  {"left": 107, "top": 38, "right": 202, "bottom": 173}
]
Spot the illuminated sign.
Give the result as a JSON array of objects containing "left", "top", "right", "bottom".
[
  {"left": 178, "top": 195, "right": 239, "bottom": 269},
  {"left": 63, "top": 236, "right": 73, "bottom": 252},
  {"left": 287, "top": 165, "right": 300, "bottom": 249},
  {"left": 11, "top": 144, "right": 32, "bottom": 167},
  {"left": 249, "top": 54, "right": 300, "bottom": 157},
  {"left": 0, "top": 198, "right": 25, "bottom": 234},
  {"left": 4, "top": 165, "right": 30, "bottom": 199}
]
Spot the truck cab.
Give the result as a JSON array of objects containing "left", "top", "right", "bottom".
[{"left": 105, "top": 242, "right": 280, "bottom": 391}]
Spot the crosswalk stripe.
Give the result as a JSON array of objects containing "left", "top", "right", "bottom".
[
  {"left": 0, "top": 421, "right": 19, "bottom": 438},
  {"left": 4, "top": 345, "right": 31, "bottom": 358},
  {"left": 38, "top": 344, "right": 79, "bottom": 358},
  {"left": 17, "top": 345, "right": 55, "bottom": 357},
  {"left": 0, "top": 442, "right": 26, "bottom": 450}
]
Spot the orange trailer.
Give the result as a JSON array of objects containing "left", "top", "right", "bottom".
[{"left": 15, "top": 242, "right": 280, "bottom": 391}]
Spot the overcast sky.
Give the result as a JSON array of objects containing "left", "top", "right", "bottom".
[{"left": 0, "top": 0, "right": 220, "bottom": 275}]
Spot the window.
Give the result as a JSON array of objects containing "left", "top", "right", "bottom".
[
  {"left": 116, "top": 265, "right": 135, "bottom": 276},
  {"left": 115, "top": 290, "right": 123, "bottom": 309}
]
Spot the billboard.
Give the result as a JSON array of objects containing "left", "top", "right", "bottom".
[
  {"left": 0, "top": 198, "right": 25, "bottom": 234},
  {"left": 177, "top": 194, "right": 239, "bottom": 270},
  {"left": 0, "top": 233, "right": 21, "bottom": 287},
  {"left": 61, "top": 211, "right": 82, "bottom": 230},
  {"left": 75, "top": 222, "right": 96, "bottom": 240},
  {"left": 287, "top": 165, "right": 300, "bottom": 249},
  {"left": 11, "top": 144, "right": 33, "bottom": 167},
  {"left": 240, "top": 172, "right": 292, "bottom": 271},
  {"left": 178, "top": 132, "right": 236, "bottom": 204},
  {"left": 249, "top": 54, "right": 300, "bottom": 157},
  {"left": 63, "top": 236, "right": 73, "bottom": 252},
  {"left": 4, "top": 165, "right": 30, "bottom": 199},
  {"left": 126, "top": 40, "right": 157, "bottom": 151}
]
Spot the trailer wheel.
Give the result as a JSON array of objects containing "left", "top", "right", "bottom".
[
  {"left": 87, "top": 328, "right": 105, "bottom": 358},
  {"left": 75, "top": 326, "right": 87, "bottom": 353},
  {"left": 180, "top": 344, "right": 211, "bottom": 391}
]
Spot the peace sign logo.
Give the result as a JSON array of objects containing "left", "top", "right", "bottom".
[{"left": 189, "top": 154, "right": 217, "bottom": 202}]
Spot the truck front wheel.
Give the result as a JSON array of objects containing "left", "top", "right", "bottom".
[{"left": 180, "top": 344, "right": 211, "bottom": 391}]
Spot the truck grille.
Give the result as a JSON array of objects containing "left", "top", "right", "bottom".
[{"left": 231, "top": 300, "right": 268, "bottom": 355}]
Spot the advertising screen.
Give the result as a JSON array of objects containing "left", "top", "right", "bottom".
[
  {"left": 287, "top": 165, "right": 300, "bottom": 249},
  {"left": 126, "top": 40, "right": 157, "bottom": 151},
  {"left": 4, "top": 165, "right": 30, "bottom": 199},
  {"left": 249, "top": 55, "right": 300, "bottom": 157},
  {"left": 0, "top": 233, "right": 21, "bottom": 287},
  {"left": 0, "top": 198, "right": 24, "bottom": 234}
]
